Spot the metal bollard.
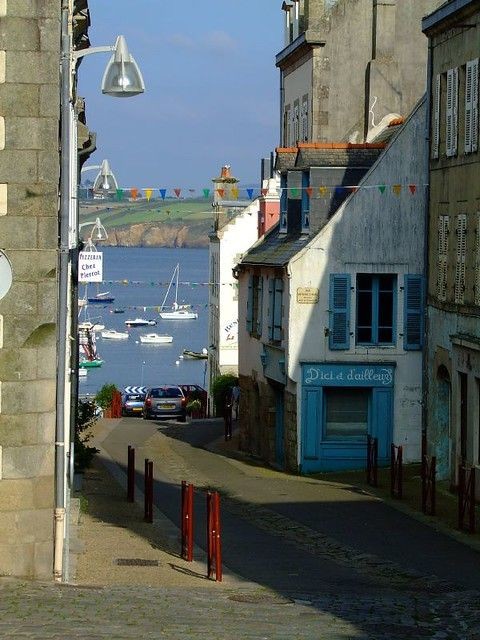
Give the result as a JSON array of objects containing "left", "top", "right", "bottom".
[
  {"left": 207, "top": 491, "right": 222, "bottom": 582},
  {"left": 181, "top": 481, "right": 194, "bottom": 561},
  {"left": 144, "top": 459, "right": 153, "bottom": 523},
  {"left": 127, "top": 445, "right": 135, "bottom": 503}
]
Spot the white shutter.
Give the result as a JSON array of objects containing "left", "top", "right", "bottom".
[
  {"left": 432, "top": 73, "right": 440, "bottom": 159},
  {"left": 465, "top": 61, "right": 473, "bottom": 154},
  {"left": 476, "top": 213, "right": 480, "bottom": 306},
  {"left": 454, "top": 214, "right": 467, "bottom": 304},
  {"left": 452, "top": 67, "right": 459, "bottom": 156},
  {"left": 472, "top": 58, "right": 479, "bottom": 153},
  {"left": 437, "top": 215, "right": 449, "bottom": 302}
]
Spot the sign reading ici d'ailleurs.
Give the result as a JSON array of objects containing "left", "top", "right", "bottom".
[{"left": 78, "top": 251, "right": 103, "bottom": 283}]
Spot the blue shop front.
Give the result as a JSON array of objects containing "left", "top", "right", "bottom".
[{"left": 300, "top": 363, "right": 395, "bottom": 472}]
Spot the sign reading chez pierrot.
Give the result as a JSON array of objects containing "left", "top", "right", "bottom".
[
  {"left": 303, "top": 363, "right": 394, "bottom": 387},
  {"left": 78, "top": 251, "right": 103, "bottom": 283}
]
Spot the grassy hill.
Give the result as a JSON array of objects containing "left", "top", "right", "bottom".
[{"left": 79, "top": 198, "right": 214, "bottom": 247}]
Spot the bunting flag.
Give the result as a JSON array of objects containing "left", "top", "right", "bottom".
[
  {"left": 392, "top": 184, "right": 402, "bottom": 196},
  {"left": 349, "top": 186, "right": 358, "bottom": 194},
  {"left": 319, "top": 186, "right": 329, "bottom": 197},
  {"left": 174, "top": 188, "right": 181, "bottom": 198},
  {"left": 130, "top": 188, "right": 138, "bottom": 200},
  {"left": 290, "top": 188, "right": 299, "bottom": 197},
  {"left": 378, "top": 185, "right": 386, "bottom": 194},
  {"left": 247, "top": 188, "right": 254, "bottom": 199},
  {"left": 231, "top": 187, "right": 239, "bottom": 200},
  {"left": 408, "top": 184, "right": 416, "bottom": 195},
  {"left": 306, "top": 187, "right": 313, "bottom": 198},
  {"left": 203, "top": 188, "right": 210, "bottom": 198},
  {"left": 216, "top": 188, "right": 225, "bottom": 199},
  {"left": 261, "top": 188, "right": 269, "bottom": 197},
  {"left": 159, "top": 189, "right": 166, "bottom": 200},
  {"left": 116, "top": 188, "right": 124, "bottom": 201},
  {"left": 145, "top": 188, "right": 153, "bottom": 202}
]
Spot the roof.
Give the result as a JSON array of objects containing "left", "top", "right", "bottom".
[
  {"left": 422, "top": 0, "right": 479, "bottom": 32},
  {"left": 295, "top": 143, "right": 385, "bottom": 170},
  {"left": 275, "top": 148, "right": 298, "bottom": 172},
  {"left": 240, "top": 226, "right": 310, "bottom": 268}
]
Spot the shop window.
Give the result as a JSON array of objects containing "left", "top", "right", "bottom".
[
  {"left": 246, "top": 275, "right": 263, "bottom": 337},
  {"left": 325, "top": 388, "right": 369, "bottom": 439},
  {"left": 356, "top": 274, "right": 396, "bottom": 346}
]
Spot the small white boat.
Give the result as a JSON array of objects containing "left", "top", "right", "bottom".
[
  {"left": 139, "top": 333, "right": 173, "bottom": 344},
  {"left": 78, "top": 368, "right": 88, "bottom": 378},
  {"left": 101, "top": 329, "right": 129, "bottom": 340},
  {"left": 159, "top": 264, "right": 198, "bottom": 320},
  {"left": 124, "top": 318, "right": 157, "bottom": 327}
]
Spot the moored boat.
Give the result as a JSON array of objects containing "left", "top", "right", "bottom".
[
  {"left": 159, "top": 264, "right": 198, "bottom": 320},
  {"left": 124, "top": 318, "right": 157, "bottom": 327},
  {"left": 101, "top": 329, "right": 129, "bottom": 340},
  {"left": 79, "top": 358, "right": 103, "bottom": 368},
  {"left": 139, "top": 333, "right": 173, "bottom": 344},
  {"left": 182, "top": 348, "right": 208, "bottom": 359}
]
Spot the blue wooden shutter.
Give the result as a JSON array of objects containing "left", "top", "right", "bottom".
[
  {"left": 256, "top": 277, "right": 263, "bottom": 336},
  {"left": 268, "top": 279, "right": 274, "bottom": 341},
  {"left": 404, "top": 275, "right": 424, "bottom": 350},
  {"left": 273, "top": 278, "right": 284, "bottom": 341},
  {"left": 329, "top": 274, "right": 351, "bottom": 350},
  {"left": 301, "top": 171, "right": 310, "bottom": 230},
  {"left": 246, "top": 275, "right": 253, "bottom": 333}
]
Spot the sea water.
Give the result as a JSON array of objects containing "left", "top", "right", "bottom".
[{"left": 79, "top": 246, "right": 209, "bottom": 395}]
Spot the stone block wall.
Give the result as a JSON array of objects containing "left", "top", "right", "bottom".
[{"left": 0, "top": 0, "right": 60, "bottom": 578}]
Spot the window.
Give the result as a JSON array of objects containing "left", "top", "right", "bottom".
[
  {"left": 356, "top": 274, "right": 395, "bottom": 346},
  {"left": 301, "top": 96, "right": 309, "bottom": 141},
  {"left": 293, "top": 101, "right": 300, "bottom": 144},
  {"left": 280, "top": 174, "right": 287, "bottom": 232},
  {"left": 329, "top": 274, "right": 351, "bottom": 350},
  {"left": 404, "top": 275, "right": 424, "bottom": 351},
  {"left": 465, "top": 58, "right": 479, "bottom": 154},
  {"left": 246, "top": 275, "right": 263, "bottom": 336},
  {"left": 301, "top": 171, "right": 310, "bottom": 232},
  {"left": 446, "top": 67, "right": 458, "bottom": 157},
  {"left": 437, "top": 215, "right": 449, "bottom": 301},
  {"left": 432, "top": 73, "right": 441, "bottom": 159},
  {"left": 325, "top": 388, "right": 369, "bottom": 439},
  {"left": 283, "top": 106, "right": 291, "bottom": 147},
  {"left": 454, "top": 214, "right": 467, "bottom": 304},
  {"left": 268, "top": 277, "right": 283, "bottom": 342}
]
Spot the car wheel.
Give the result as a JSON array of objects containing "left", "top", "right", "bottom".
[{"left": 178, "top": 414, "right": 186, "bottom": 423}]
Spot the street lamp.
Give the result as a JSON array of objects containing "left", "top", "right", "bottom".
[
  {"left": 81, "top": 159, "right": 119, "bottom": 198},
  {"left": 55, "top": 1, "right": 146, "bottom": 582}
]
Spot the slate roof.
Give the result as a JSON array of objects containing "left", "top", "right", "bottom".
[
  {"left": 295, "top": 143, "right": 385, "bottom": 170},
  {"left": 240, "top": 226, "right": 310, "bottom": 267},
  {"left": 275, "top": 148, "right": 298, "bottom": 172}
]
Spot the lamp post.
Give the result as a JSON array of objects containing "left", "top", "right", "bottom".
[
  {"left": 56, "top": 0, "right": 145, "bottom": 582},
  {"left": 81, "top": 160, "right": 119, "bottom": 199}
]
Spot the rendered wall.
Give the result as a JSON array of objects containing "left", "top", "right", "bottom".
[{"left": 0, "top": 0, "right": 60, "bottom": 577}]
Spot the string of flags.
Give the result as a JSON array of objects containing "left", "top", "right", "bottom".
[
  {"left": 82, "top": 183, "right": 428, "bottom": 201},
  {"left": 88, "top": 280, "right": 238, "bottom": 288}
]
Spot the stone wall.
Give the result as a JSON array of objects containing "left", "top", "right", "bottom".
[{"left": 0, "top": 0, "right": 60, "bottom": 577}]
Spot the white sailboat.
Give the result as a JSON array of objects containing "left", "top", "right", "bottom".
[
  {"left": 159, "top": 264, "right": 198, "bottom": 320},
  {"left": 139, "top": 333, "right": 173, "bottom": 344}
]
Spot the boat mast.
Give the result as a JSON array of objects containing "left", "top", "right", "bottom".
[
  {"left": 160, "top": 265, "right": 177, "bottom": 310},
  {"left": 174, "top": 264, "right": 179, "bottom": 308}
]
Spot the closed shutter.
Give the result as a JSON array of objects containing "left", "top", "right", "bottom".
[
  {"left": 404, "top": 275, "right": 424, "bottom": 350},
  {"left": 268, "top": 278, "right": 274, "bottom": 341},
  {"left": 472, "top": 58, "right": 479, "bottom": 153},
  {"left": 437, "top": 215, "right": 449, "bottom": 302},
  {"left": 446, "top": 69, "right": 458, "bottom": 157},
  {"left": 329, "top": 274, "right": 351, "bottom": 350},
  {"left": 465, "top": 61, "right": 474, "bottom": 153},
  {"left": 454, "top": 214, "right": 467, "bottom": 304},
  {"left": 273, "top": 278, "right": 284, "bottom": 341},
  {"left": 256, "top": 277, "right": 263, "bottom": 337},
  {"left": 246, "top": 275, "right": 253, "bottom": 333},
  {"left": 432, "top": 73, "right": 441, "bottom": 159},
  {"left": 301, "top": 171, "right": 310, "bottom": 231}
]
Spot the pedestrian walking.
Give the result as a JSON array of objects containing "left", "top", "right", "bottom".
[{"left": 231, "top": 380, "right": 240, "bottom": 421}]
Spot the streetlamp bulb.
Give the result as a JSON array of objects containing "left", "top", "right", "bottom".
[{"left": 101, "top": 36, "right": 145, "bottom": 98}]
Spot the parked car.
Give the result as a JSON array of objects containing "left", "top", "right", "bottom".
[
  {"left": 142, "top": 386, "right": 187, "bottom": 422},
  {"left": 121, "top": 391, "right": 146, "bottom": 417}
]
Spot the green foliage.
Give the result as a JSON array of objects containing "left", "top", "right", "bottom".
[
  {"left": 75, "top": 400, "right": 99, "bottom": 472},
  {"left": 186, "top": 399, "right": 202, "bottom": 415},
  {"left": 95, "top": 383, "right": 119, "bottom": 409},
  {"left": 211, "top": 374, "right": 237, "bottom": 416}
]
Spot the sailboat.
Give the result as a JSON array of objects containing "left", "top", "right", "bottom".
[{"left": 159, "top": 264, "right": 198, "bottom": 320}]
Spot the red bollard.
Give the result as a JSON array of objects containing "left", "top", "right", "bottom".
[
  {"left": 127, "top": 445, "right": 135, "bottom": 503},
  {"left": 207, "top": 491, "right": 222, "bottom": 582},
  {"left": 181, "top": 481, "right": 194, "bottom": 561},
  {"left": 144, "top": 459, "right": 153, "bottom": 523}
]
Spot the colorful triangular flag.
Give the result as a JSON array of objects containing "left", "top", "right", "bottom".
[
  {"left": 174, "top": 188, "right": 181, "bottom": 198},
  {"left": 408, "top": 184, "right": 416, "bottom": 195},
  {"left": 378, "top": 185, "right": 386, "bottom": 194},
  {"left": 231, "top": 187, "right": 239, "bottom": 200},
  {"left": 159, "top": 189, "right": 166, "bottom": 200},
  {"left": 306, "top": 187, "right": 313, "bottom": 198},
  {"left": 145, "top": 188, "right": 153, "bottom": 201},
  {"left": 130, "top": 188, "right": 138, "bottom": 200},
  {"left": 203, "top": 188, "right": 210, "bottom": 198},
  {"left": 392, "top": 184, "right": 402, "bottom": 195},
  {"left": 116, "top": 188, "right": 124, "bottom": 201},
  {"left": 247, "top": 188, "right": 254, "bottom": 199}
]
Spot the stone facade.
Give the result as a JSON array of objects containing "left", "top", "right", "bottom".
[{"left": 0, "top": 1, "right": 60, "bottom": 577}]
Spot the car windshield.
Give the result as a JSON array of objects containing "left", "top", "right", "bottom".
[
  {"left": 150, "top": 387, "right": 182, "bottom": 399},
  {"left": 125, "top": 394, "right": 144, "bottom": 401}
]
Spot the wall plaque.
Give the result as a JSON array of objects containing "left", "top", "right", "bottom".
[{"left": 297, "top": 287, "right": 319, "bottom": 304}]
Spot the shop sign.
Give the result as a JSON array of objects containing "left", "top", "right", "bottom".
[
  {"left": 303, "top": 363, "right": 394, "bottom": 387},
  {"left": 79, "top": 251, "right": 103, "bottom": 283},
  {"left": 297, "top": 287, "right": 319, "bottom": 304}
]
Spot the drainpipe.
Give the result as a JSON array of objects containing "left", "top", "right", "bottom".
[
  {"left": 421, "top": 36, "right": 433, "bottom": 460},
  {"left": 54, "top": 0, "right": 72, "bottom": 582}
]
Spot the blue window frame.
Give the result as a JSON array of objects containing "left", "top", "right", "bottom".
[
  {"left": 268, "top": 277, "right": 283, "bottom": 342},
  {"left": 301, "top": 171, "right": 310, "bottom": 232},
  {"left": 280, "top": 174, "right": 287, "bottom": 232},
  {"left": 356, "top": 274, "right": 396, "bottom": 346},
  {"left": 247, "top": 275, "right": 263, "bottom": 337}
]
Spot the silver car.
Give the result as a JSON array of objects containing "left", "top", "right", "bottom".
[{"left": 142, "top": 386, "right": 187, "bottom": 422}]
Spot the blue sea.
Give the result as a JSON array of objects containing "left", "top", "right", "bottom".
[{"left": 79, "top": 246, "right": 209, "bottom": 395}]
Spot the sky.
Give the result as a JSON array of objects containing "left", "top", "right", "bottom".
[{"left": 78, "top": 1, "right": 281, "bottom": 193}]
